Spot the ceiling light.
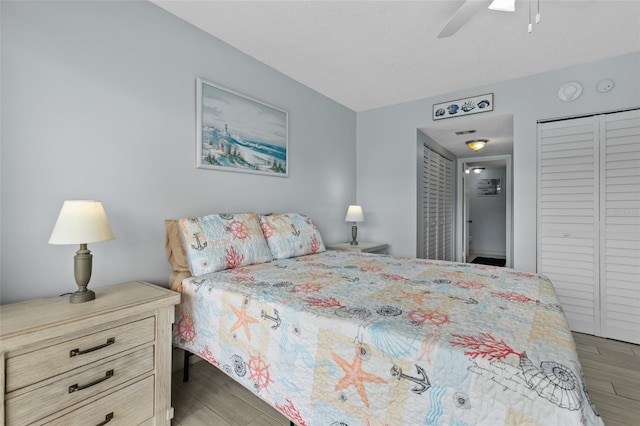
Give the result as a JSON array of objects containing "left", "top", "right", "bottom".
[
  {"left": 473, "top": 167, "right": 485, "bottom": 174},
  {"left": 489, "top": 0, "right": 516, "bottom": 12},
  {"left": 466, "top": 139, "right": 488, "bottom": 152}
]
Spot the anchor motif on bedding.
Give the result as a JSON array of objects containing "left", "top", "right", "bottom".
[
  {"left": 390, "top": 364, "right": 431, "bottom": 394},
  {"left": 291, "top": 224, "right": 301, "bottom": 236},
  {"left": 261, "top": 308, "right": 281, "bottom": 329},
  {"left": 190, "top": 278, "right": 205, "bottom": 292},
  {"left": 190, "top": 233, "right": 207, "bottom": 251},
  {"left": 449, "top": 295, "right": 478, "bottom": 305}
]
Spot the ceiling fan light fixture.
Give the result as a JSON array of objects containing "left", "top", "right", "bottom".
[
  {"left": 466, "top": 139, "right": 489, "bottom": 151},
  {"left": 489, "top": 0, "right": 515, "bottom": 12}
]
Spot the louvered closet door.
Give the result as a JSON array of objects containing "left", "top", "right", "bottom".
[
  {"left": 437, "top": 155, "right": 446, "bottom": 259},
  {"left": 538, "top": 117, "right": 599, "bottom": 335},
  {"left": 422, "top": 146, "right": 454, "bottom": 261},
  {"left": 424, "top": 148, "right": 439, "bottom": 259},
  {"left": 443, "top": 158, "right": 454, "bottom": 261},
  {"left": 600, "top": 110, "right": 640, "bottom": 344}
]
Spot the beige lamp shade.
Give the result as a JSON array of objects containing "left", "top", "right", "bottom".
[
  {"left": 345, "top": 205, "right": 365, "bottom": 222},
  {"left": 49, "top": 200, "right": 115, "bottom": 245}
]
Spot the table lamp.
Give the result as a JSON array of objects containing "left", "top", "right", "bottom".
[
  {"left": 49, "top": 200, "right": 115, "bottom": 303},
  {"left": 345, "top": 205, "right": 365, "bottom": 245}
]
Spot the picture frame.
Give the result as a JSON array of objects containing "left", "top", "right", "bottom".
[
  {"left": 196, "top": 77, "right": 288, "bottom": 177},
  {"left": 477, "top": 178, "right": 502, "bottom": 196},
  {"left": 433, "top": 93, "right": 494, "bottom": 121}
]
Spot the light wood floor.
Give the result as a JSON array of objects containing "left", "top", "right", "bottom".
[
  {"left": 171, "top": 332, "right": 640, "bottom": 425},
  {"left": 572, "top": 332, "right": 640, "bottom": 426}
]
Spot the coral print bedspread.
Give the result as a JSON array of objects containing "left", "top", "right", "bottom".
[{"left": 173, "top": 251, "right": 602, "bottom": 426}]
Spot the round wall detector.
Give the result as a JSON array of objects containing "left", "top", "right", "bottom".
[
  {"left": 558, "top": 82, "right": 583, "bottom": 102},
  {"left": 596, "top": 79, "right": 615, "bottom": 93}
]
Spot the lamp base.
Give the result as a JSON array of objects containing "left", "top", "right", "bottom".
[
  {"left": 71, "top": 243, "right": 95, "bottom": 303},
  {"left": 69, "top": 289, "right": 96, "bottom": 303},
  {"left": 350, "top": 224, "right": 359, "bottom": 245}
]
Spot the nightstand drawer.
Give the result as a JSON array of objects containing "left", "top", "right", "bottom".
[
  {"left": 6, "top": 346, "right": 154, "bottom": 426},
  {"left": 6, "top": 316, "right": 155, "bottom": 392},
  {"left": 43, "top": 375, "right": 154, "bottom": 426}
]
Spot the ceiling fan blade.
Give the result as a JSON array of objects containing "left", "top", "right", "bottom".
[{"left": 437, "top": 0, "right": 492, "bottom": 38}]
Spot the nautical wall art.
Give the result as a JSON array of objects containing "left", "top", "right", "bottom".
[
  {"left": 432, "top": 93, "right": 494, "bottom": 121},
  {"left": 477, "top": 178, "right": 502, "bottom": 196},
  {"left": 197, "top": 77, "right": 288, "bottom": 177}
]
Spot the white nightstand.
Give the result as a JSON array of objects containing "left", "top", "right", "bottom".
[
  {"left": 326, "top": 242, "right": 389, "bottom": 254},
  {"left": 0, "top": 281, "right": 180, "bottom": 426}
]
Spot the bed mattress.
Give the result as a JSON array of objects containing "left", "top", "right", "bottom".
[{"left": 173, "top": 250, "right": 602, "bottom": 425}]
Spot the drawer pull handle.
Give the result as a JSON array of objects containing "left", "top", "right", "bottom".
[
  {"left": 96, "top": 412, "right": 114, "bottom": 426},
  {"left": 69, "top": 369, "right": 114, "bottom": 393},
  {"left": 70, "top": 337, "right": 115, "bottom": 357}
]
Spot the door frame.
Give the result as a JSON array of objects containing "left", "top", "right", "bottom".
[{"left": 456, "top": 154, "right": 512, "bottom": 267}]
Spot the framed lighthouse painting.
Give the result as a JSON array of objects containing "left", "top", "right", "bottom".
[{"left": 196, "top": 77, "right": 288, "bottom": 177}]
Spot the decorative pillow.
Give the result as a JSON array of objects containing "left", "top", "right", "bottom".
[
  {"left": 259, "top": 213, "right": 326, "bottom": 259},
  {"left": 165, "top": 219, "right": 190, "bottom": 272},
  {"left": 178, "top": 213, "right": 272, "bottom": 276}
]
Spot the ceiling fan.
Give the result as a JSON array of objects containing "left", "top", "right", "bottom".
[{"left": 437, "top": 0, "right": 515, "bottom": 38}]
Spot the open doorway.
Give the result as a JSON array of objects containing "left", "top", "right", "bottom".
[
  {"left": 457, "top": 156, "right": 512, "bottom": 267},
  {"left": 417, "top": 114, "right": 513, "bottom": 265}
]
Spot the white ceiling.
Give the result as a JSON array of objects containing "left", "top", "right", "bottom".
[
  {"left": 151, "top": 0, "right": 640, "bottom": 113},
  {"left": 420, "top": 113, "right": 514, "bottom": 156},
  {"left": 149, "top": 0, "right": 639, "bottom": 156}
]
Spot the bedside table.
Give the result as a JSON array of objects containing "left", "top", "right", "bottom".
[
  {"left": 327, "top": 242, "right": 389, "bottom": 254},
  {"left": 0, "top": 281, "right": 180, "bottom": 426}
]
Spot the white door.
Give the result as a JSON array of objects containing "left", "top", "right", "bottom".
[
  {"left": 538, "top": 109, "right": 640, "bottom": 344},
  {"left": 538, "top": 116, "right": 600, "bottom": 335},
  {"left": 464, "top": 168, "right": 471, "bottom": 263},
  {"left": 600, "top": 110, "right": 640, "bottom": 344},
  {"left": 422, "top": 146, "right": 454, "bottom": 261}
]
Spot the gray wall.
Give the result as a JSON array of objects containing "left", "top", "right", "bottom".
[
  {"left": 357, "top": 53, "right": 640, "bottom": 272},
  {"left": 0, "top": 1, "right": 356, "bottom": 303}
]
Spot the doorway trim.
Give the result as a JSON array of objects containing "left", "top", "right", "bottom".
[{"left": 456, "top": 154, "right": 512, "bottom": 267}]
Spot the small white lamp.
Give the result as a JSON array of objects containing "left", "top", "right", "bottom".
[
  {"left": 345, "top": 205, "right": 365, "bottom": 246},
  {"left": 49, "top": 200, "right": 115, "bottom": 303}
]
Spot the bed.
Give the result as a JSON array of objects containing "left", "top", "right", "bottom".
[{"left": 166, "top": 213, "right": 603, "bottom": 426}]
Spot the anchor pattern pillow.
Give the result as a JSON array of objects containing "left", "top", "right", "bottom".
[
  {"left": 259, "top": 213, "right": 326, "bottom": 259},
  {"left": 178, "top": 213, "right": 272, "bottom": 276}
]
